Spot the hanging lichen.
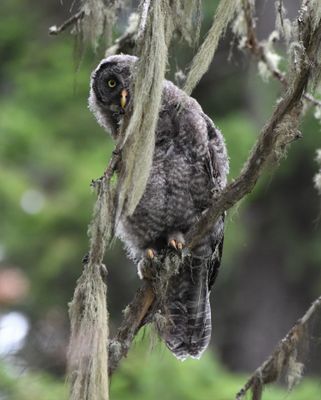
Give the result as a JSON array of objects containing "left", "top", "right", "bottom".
[
  {"left": 314, "top": 149, "right": 321, "bottom": 195},
  {"left": 74, "top": 0, "right": 124, "bottom": 51},
  {"left": 115, "top": 0, "right": 174, "bottom": 219},
  {"left": 275, "top": 1, "right": 293, "bottom": 44},
  {"left": 105, "top": 12, "right": 140, "bottom": 57},
  {"left": 172, "top": 0, "right": 202, "bottom": 46},
  {"left": 257, "top": 31, "right": 282, "bottom": 83},
  {"left": 115, "top": 0, "right": 206, "bottom": 220},
  {"left": 67, "top": 180, "right": 115, "bottom": 400},
  {"left": 184, "top": 0, "right": 238, "bottom": 95},
  {"left": 68, "top": 265, "right": 109, "bottom": 400},
  {"left": 232, "top": 0, "right": 250, "bottom": 50}
]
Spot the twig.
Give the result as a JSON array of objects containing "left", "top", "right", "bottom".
[
  {"left": 277, "top": 0, "right": 285, "bottom": 33},
  {"left": 49, "top": 10, "right": 84, "bottom": 36},
  {"left": 105, "top": 12, "right": 139, "bottom": 57},
  {"left": 241, "top": 0, "right": 321, "bottom": 107},
  {"left": 104, "top": 148, "right": 122, "bottom": 179},
  {"left": 303, "top": 92, "right": 321, "bottom": 108},
  {"left": 90, "top": 147, "right": 122, "bottom": 189},
  {"left": 235, "top": 295, "right": 321, "bottom": 400}
]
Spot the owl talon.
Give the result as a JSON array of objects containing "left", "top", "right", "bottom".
[
  {"left": 146, "top": 248, "right": 156, "bottom": 259},
  {"left": 177, "top": 241, "right": 183, "bottom": 251},
  {"left": 168, "top": 239, "right": 184, "bottom": 252}
]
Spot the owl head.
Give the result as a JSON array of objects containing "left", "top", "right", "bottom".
[{"left": 89, "top": 54, "right": 138, "bottom": 138}]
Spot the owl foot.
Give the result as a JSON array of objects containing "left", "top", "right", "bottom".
[{"left": 168, "top": 232, "right": 185, "bottom": 252}]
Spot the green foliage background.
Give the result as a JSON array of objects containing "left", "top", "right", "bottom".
[{"left": 1, "top": 0, "right": 321, "bottom": 399}]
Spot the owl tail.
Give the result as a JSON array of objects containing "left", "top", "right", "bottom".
[{"left": 157, "top": 255, "right": 214, "bottom": 361}]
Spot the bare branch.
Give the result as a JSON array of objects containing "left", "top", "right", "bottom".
[
  {"left": 235, "top": 295, "right": 321, "bottom": 400},
  {"left": 303, "top": 92, "right": 321, "bottom": 107},
  {"left": 49, "top": 11, "right": 84, "bottom": 36}
]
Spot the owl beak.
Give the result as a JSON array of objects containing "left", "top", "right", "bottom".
[{"left": 120, "top": 89, "right": 128, "bottom": 109}]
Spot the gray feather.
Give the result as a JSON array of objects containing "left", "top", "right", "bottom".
[{"left": 89, "top": 55, "right": 229, "bottom": 359}]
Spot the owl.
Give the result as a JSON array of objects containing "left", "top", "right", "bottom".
[{"left": 89, "top": 55, "right": 229, "bottom": 360}]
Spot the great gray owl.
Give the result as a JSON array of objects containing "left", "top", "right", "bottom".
[{"left": 89, "top": 55, "right": 229, "bottom": 360}]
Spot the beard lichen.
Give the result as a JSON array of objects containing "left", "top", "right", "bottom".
[
  {"left": 115, "top": 0, "right": 174, "bottom": 219},
  {"left": 74, "top": 0, "right": 124, "bottom": 52},
  {"left": 68, "top": 179, "right": 115, "bottom": 400},
  {"left": 115, "top": 0, "right": 206, "bottom": 220},
  {"left": 68, "top": 263, "right": 109, "bottom": 400},
  {"left": 183, "top": 0, "right": 238, "bottom": 95},
  {"left": 314, "top": 149, "right": 321, "bottom": 196}
]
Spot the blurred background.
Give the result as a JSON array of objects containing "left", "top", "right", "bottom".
[{"left": 1, "top": 0, "right": 321, "bottom": 399}]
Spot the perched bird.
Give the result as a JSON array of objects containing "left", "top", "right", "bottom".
[{"left": 89, "top": 55, "right": 229, "bottom": 360}]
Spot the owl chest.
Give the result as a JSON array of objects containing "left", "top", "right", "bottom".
[
  {"left": 118, "top": 112, "right": 210, "bottom": 250},
  {"left": 122, "top": 142, "right": 207, "bottom": 246}
]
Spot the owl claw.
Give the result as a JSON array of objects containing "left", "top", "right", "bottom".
[
  {"left": 146, "top": 248, "right": 156, "bottom": 259},
  {"left": 168, "top": 237, "right": 185, "bottom": 252}
]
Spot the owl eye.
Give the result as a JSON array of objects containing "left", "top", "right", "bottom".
[{"left": 107, "top": 79, "right": 117, "bottom": 88}]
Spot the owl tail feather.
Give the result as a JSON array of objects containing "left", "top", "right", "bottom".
[{"left": 157, "top": 256, "right": 212, "bottom": 361}]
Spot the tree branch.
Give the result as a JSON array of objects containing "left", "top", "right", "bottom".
[
  {"left": 49, "top": 11, "right": 84, "bottom": 36},
  {"left": 108, "top": 282, "right": 155, "bottom": 376},
  {"left": 187, "top": 69, "right": 307, "bottom": 248},
  {"left": 107, "top": 250, "right": 184, "bottom": 376},
  {"left": 235, "top": 295, "right": 321, "bottom": 400},
  {"left": 187, "top": 13, "right": 321, "bottom": 249},
  {"left": 241, "top": 0, "right": 321, "bottom": 107}
]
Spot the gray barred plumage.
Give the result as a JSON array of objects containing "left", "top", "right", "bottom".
[{"left": 89, "top": 55, "right": 229, "bottom": 360}]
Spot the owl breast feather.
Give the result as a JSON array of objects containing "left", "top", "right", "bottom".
[{"left": 116, "top": 81, "right": 224, "bottom": 262}]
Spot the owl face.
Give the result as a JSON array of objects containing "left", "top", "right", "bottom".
[{"left": 89, "top": 55, "right": 138, "bottom": 138}]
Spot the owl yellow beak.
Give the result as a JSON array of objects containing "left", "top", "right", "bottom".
[{"left": 120, "top": 89, "right": 128, "bottom": 109}]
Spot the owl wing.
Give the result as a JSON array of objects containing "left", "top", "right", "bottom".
[
  {"left": 202, "top": 114, "right": 228, "bottom": 291},
  {"left": 203, "top": 112, "right": 229, "bottom": 191},
  {"left": 152, "top": 90, "right": 229, "bottom": 360}
]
